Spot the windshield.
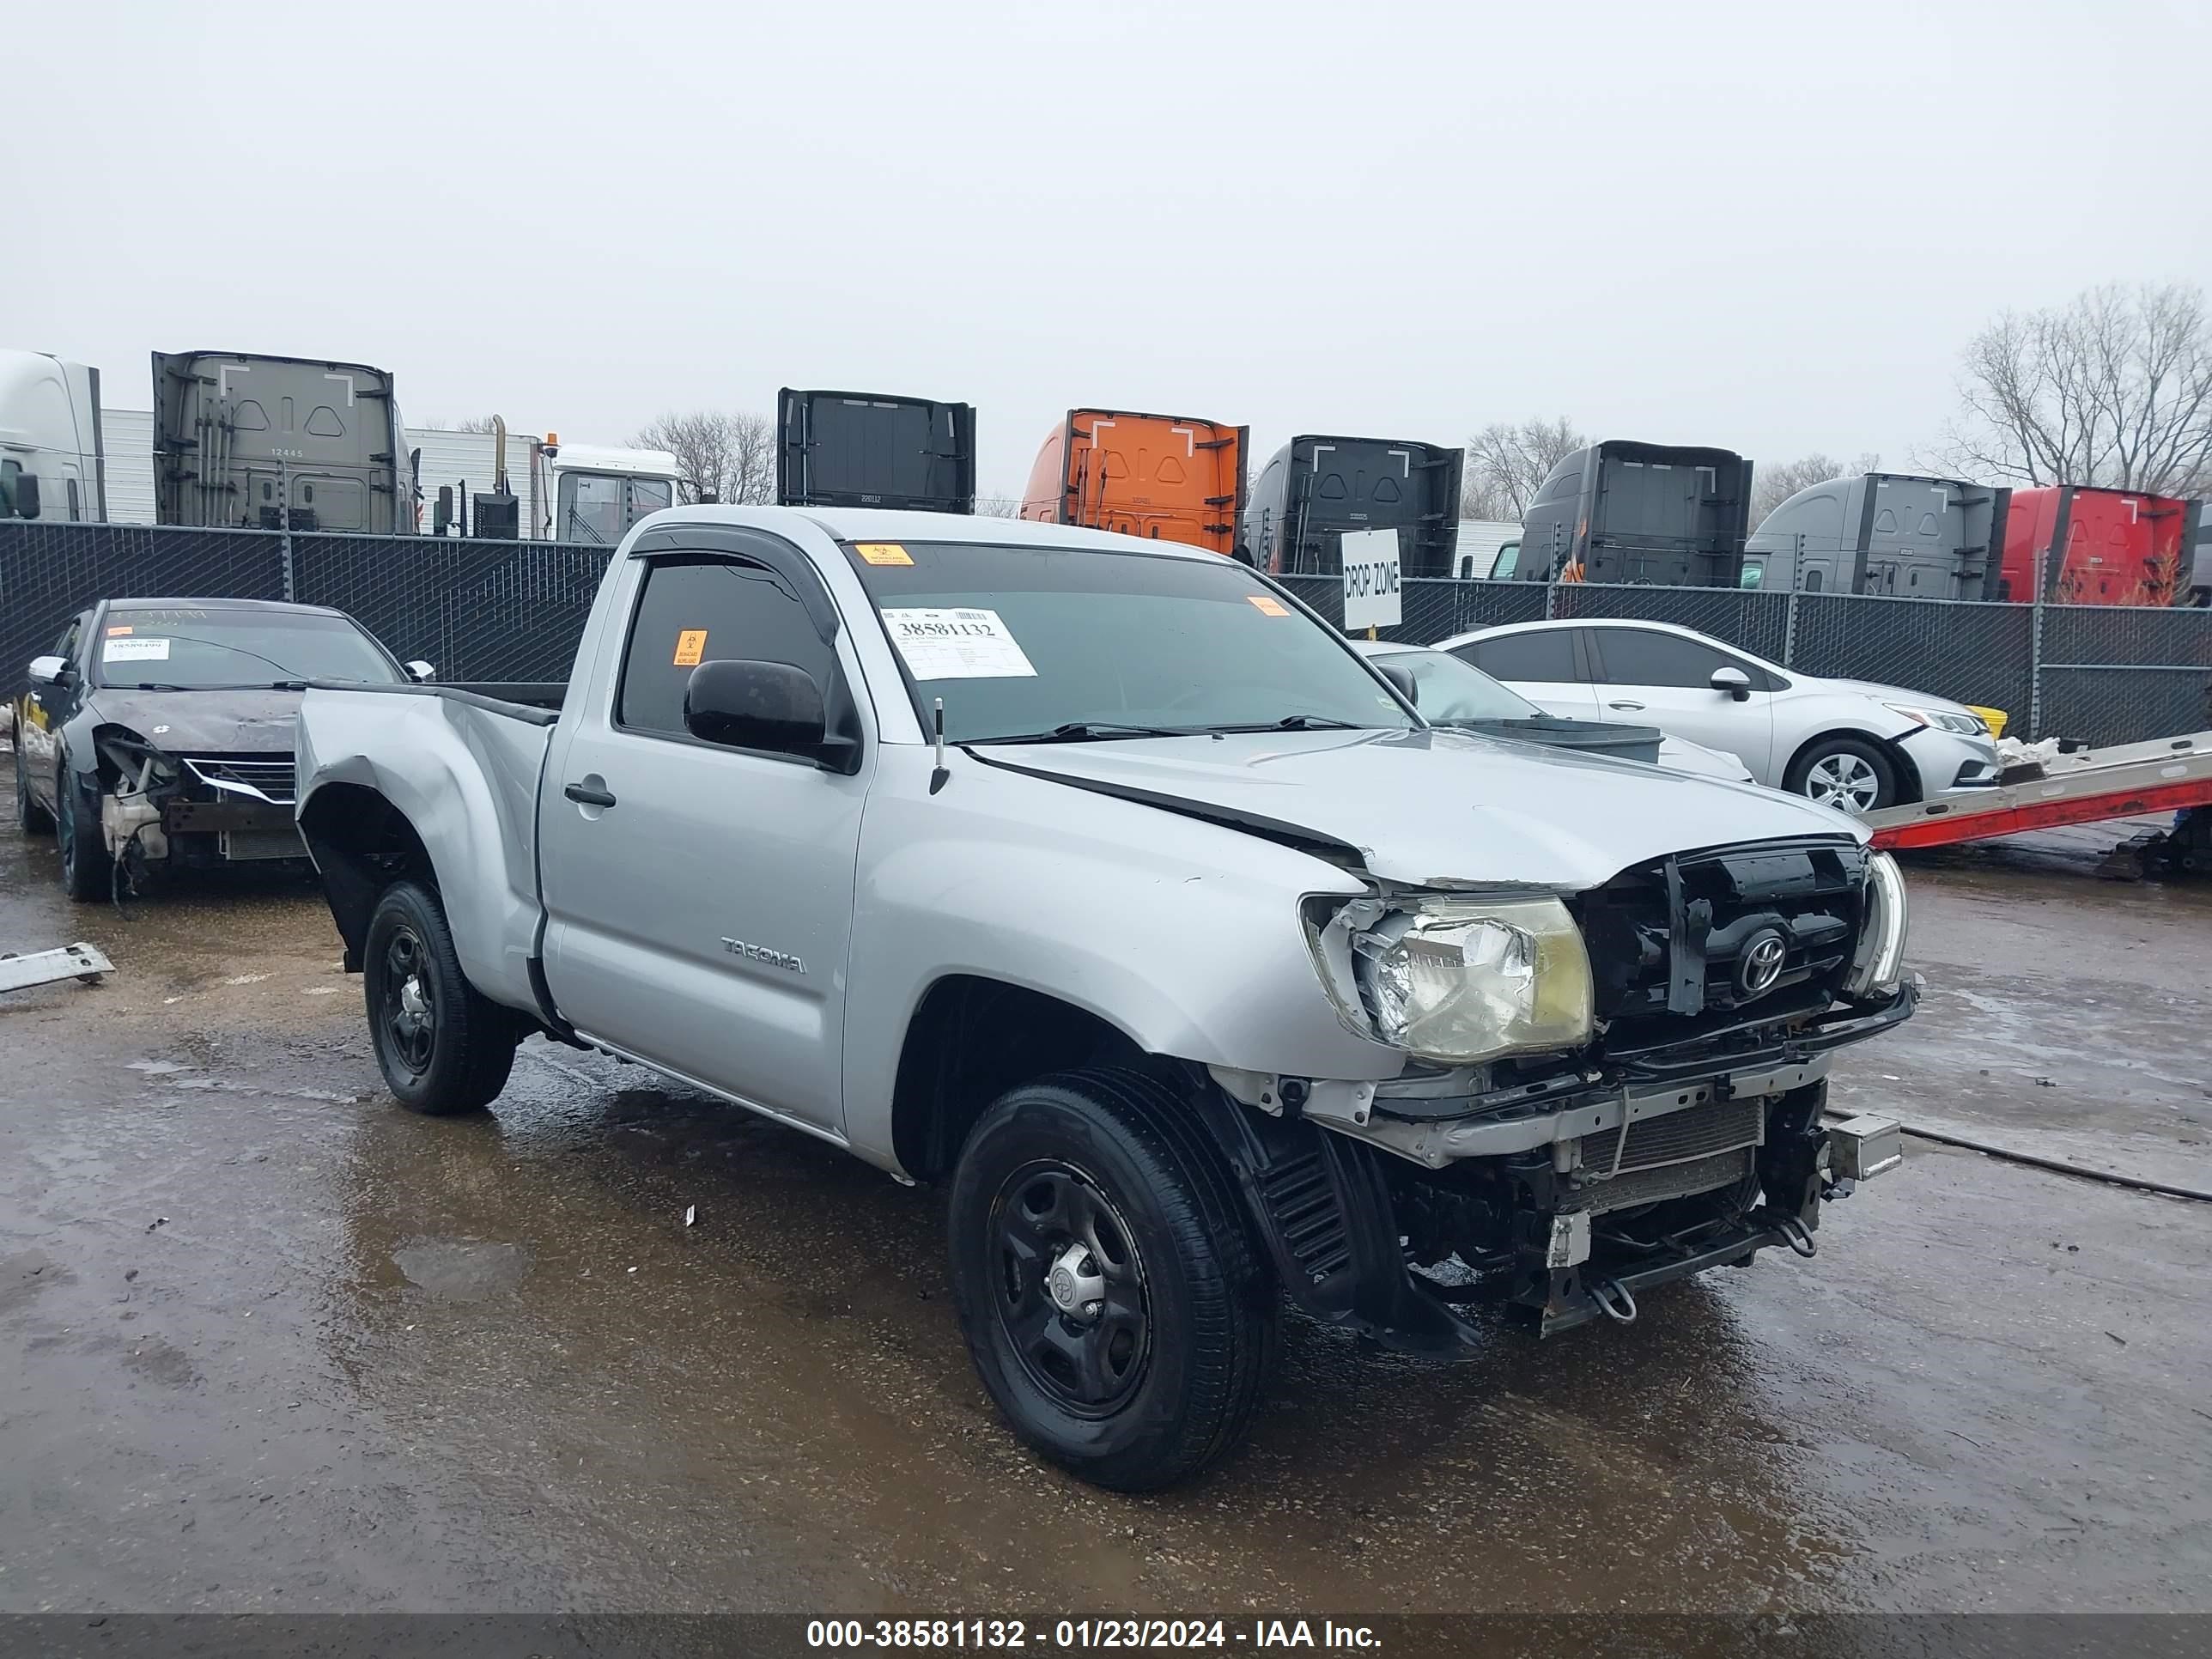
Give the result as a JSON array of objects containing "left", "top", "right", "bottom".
[
  {"left": 93, "top": 605, "right": 403, "bottom": 690},
  {"left": 843, "top": 541, "right": 1418, "bottom": 744},
  {"left": 1372, "top": 647, "right": 1542, "bottom": 722},
  {"left": 557, "top": 472, "right": 675, "bottom": 544}
]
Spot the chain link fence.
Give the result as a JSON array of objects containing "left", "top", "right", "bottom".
[
  {"left": 1789, "top": 592, "right": 2037, "bottom": 727},
  {"left": 5, "top": 521, "right": 2209, "bottom": 746}
]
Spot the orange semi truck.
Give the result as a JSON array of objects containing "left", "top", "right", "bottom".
[{"left": 1019, "top": 409, "right": 1248, "bottom": 554}]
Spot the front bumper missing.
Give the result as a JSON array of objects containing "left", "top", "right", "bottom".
[{"left": 1194, "top": 1065, "right": 1904, "bottom": 1354}]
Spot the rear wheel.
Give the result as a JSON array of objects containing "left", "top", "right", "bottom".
[
  {"left": 1786, "top": 736, "right": 1898, "bottom": 814},
  {"left": 947, "top": 1067, "right": 1278, "bottom": 1492},
  {"left": 55, "top": 764, "right": 108, "bottom": 902},
  {"left": 14, "top": 751, "right": 52, "bottom": 836},
  {"left": 362, "top": 881, "right": 518, "bottom": 1115}
]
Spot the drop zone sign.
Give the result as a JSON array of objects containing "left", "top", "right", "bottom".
[{"left": 1340, "top": 528, "right": 1402, "bottom": 631}]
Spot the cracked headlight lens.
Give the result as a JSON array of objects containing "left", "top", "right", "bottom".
[{"left": 1346, "top": 896, "right": 1594, "bottom": 1064}]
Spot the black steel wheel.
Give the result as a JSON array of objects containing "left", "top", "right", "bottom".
[
  {"left": 948, "top": 1067, "right": 1278, "bottom": 1491},
  {"left": 989, "top": 1160, "right": 1152, "bottom": 1416},
  {"left": 362, "top": 881, "right": 518, "bottom": 1115}
]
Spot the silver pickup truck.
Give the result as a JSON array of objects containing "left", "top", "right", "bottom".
[{"left": 295, "top": 506, "right": 1913, "bottom": 1491}]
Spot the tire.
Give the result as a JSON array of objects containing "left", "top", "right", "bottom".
[
  {"left": 54, "top": 763, "right": 108, "bottom": 902},
  {"left": 14, "top": 751, "right": 52, "bottom": 836},
  {"left": 362, "top": 880, "right": 518, "bottom": 1115},
  {"left": 947, "top": 1067, "right": 1278, "bottom": 1492},
  {"left": 1785, "top": 736, "right": 1899, "bottom": 814}
]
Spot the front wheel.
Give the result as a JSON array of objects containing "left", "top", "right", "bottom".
[
  {"left": 362, "top": 881, "right": 518, "bottom": 1115},
  {"left": 55, "top": 764, "right": 108, "bottom": 902},
  {"left": 14, "top": 751, "right": 52, "bottom": 836},
  {"left": 947, "top": 1068, "right": 1278, "bottom": 1492},
  {"left": 1786, "top": 736, "right": 1898, "bottom": 814}
]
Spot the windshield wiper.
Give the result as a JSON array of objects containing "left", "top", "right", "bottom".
[
  {"left": 970, "top": 721, "right": 1204, "bottom": 745},
  {"left": 1208, "top": 715, "right": 1366, "bottom": 733}
]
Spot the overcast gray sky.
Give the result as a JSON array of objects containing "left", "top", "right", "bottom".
[{"left": 15, "top": 0, "right": 2210, "bottom": 499}]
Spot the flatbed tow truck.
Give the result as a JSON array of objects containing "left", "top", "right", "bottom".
[{"left": 1863, "top": 730, "right": 2212, "bottom": 875}]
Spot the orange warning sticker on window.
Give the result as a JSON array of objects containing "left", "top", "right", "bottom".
[
  {"left": 673, "top": 629, "right": 708, "bottom": 667},
  {"left": 106, "top": 625, "right": 134, "bottom": 636},
  {"left": 1246, "top": 594, "right": 1290, "bottom": 617},
  {"left": 855, "top": 543, "right": 914, "bottom": 566}
]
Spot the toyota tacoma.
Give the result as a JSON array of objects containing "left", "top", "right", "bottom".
[{"left": 295, "top": 507, "right": 1914, "bottom": 1490}]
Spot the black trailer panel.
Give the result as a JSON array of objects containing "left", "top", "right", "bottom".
[
  {"left": 1243, "top": 434, "right": 1464, "bottom": 577},
  {"left": 777, "top": 388, "right": 975, "bottom": 514}
]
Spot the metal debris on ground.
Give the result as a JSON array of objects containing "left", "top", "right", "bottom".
[{"left": 0, "top": 941, "right": 115, "bottom": 995}]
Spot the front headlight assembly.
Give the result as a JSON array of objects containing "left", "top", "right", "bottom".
[
  {"left": 1844, "top": 849, "right": 1910, "bottom": 999},
  {"left": 1311, "top": 894, "right": 1594, "bottom": 1064},
  {"left": 1884, "top": 701, "right": 1987, "bottom": 736}
]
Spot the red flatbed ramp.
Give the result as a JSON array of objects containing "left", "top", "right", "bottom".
[{"left": 1865, "top": 731, "right": 2212, "bottom": 850}]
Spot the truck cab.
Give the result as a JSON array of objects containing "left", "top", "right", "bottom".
[
  {"left": 540, "top": 439, "right": 683, "bottom": 544},
  {"left": 1743, "top": 473, "right": 2009, "bottom": 599},
  {"left": 0, "top": 350, "right": 105, "bottom": 525},
  {"left": 1243, "top": 434, "right": 1464, "bottom": 576},
  {"left": 1019, "top": 409, "right": 1248, "bottom": 554}
]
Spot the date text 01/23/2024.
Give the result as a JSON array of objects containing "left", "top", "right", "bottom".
[{"left": 805, "top": 1620, "right": 1382, "bottom": 1650}]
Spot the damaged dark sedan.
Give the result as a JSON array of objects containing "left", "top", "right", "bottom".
[{"left": 14, "top": 598, "right": 424, "bottom": 901}]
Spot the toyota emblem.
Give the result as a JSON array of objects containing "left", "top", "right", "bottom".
[{"left": 1737, "top": 930, "right": 1788, "bottom": 998}]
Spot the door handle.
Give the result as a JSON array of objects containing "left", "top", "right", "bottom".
[
  {"left": 562, "top": 781, "right": 617, "bottom": 808},
  {"left": 1607, "top": 700, "right": 1646, "bottom": 711}
]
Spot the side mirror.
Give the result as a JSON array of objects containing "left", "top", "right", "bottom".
[
  {"left": 1711, "top": 665, "right": 1753, "bottom": 702},
  {"left": 434, "top": 485, "right": 454, "bottom": 534},
  {"left": 404, "top": 660, "right": 435, "bottom": 683},
  {"left": 15, "top": 475, "right": 40, "bottom": 520},
  {"left": 684, "top": 659, "right": 829, "bottom": 761},
  {"left": 27, "top": 653, "right": 66, "bottom": 688},
  {"left": 1375, "top": 660, "right": 1418, "bottom": 705}
]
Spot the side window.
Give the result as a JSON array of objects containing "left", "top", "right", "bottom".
[
  {"left": 1590, "top": 629, "right": 1730, "bottom": 688},
  {"left": 1456, "top": 629, "right": 1579, "bottom": 684},
  {"left": 617, "top": 555, "right": 839, "bottom": 744},
  {"left": 1803, "top": 568, "right": 1825, "bottom": 593},
  {"left": 53, "top": 616, "right": 84, "bottom": 669}
]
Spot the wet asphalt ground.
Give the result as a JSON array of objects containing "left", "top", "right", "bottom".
[{"left": 2, "top": 750, "right": 2209, "bottom": 1618}]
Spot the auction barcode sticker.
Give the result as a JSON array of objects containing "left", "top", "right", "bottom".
[
  {"left": 103, "top": 636, "right": 172, "bottom": 662},
  {"left": 880, "top": 607, "right": 1037, "bottom": 679}
]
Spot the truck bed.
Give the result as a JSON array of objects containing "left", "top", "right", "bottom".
[{"left": 295, "top": 681, "right": 559, "bottom": 1012}]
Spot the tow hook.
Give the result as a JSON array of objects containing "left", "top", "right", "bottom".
[
  {"left": 1588, "top": 1277, "right": 1638, "bottom": 1324},
  {"left": 1776, "top": 1215, "right": 1818, "bottom": 1258}
]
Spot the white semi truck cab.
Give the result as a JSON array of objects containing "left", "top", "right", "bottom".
[{"left": 0, "top": 350, "right": 105, "bottom": 523}]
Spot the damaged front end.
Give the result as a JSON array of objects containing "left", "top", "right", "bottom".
[
  {"left": 84, "top": 729, "right": 305, "bottom": 889},
  {"left": 1209, "top": 837, "right": 1914, "bottom": 1344}
]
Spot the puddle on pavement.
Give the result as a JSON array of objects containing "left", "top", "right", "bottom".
[{"left": 391, "top": 1236, "right": 533, "bottom": 1301}]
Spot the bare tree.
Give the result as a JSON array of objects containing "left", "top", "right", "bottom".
[
  {"left": 1748, "top": 451, "right": 1882, "bottom": 525},
  {"left": 1462, "top": 416, "right": 1585, "bottom": 520},
  {"left": 973, "top": 495, "right": 1024, "bottom": 518},
  {"left": 633, "top": 410, "right": 779, "bottom": 505},
  {"left": 1926, "top": 283, "right": 2212, "bottom": 496},
  {"left": 416, "top": 415, "right": 502, "bottom": 433}
]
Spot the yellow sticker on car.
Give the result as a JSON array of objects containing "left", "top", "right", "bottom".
[
  {"left": 856, "top": 543, "right": 915, "bottom": 566},
  {"left": 1247, "top": 594, "right": 1290, "bottom": 617},
  {"left": 673, "top": 629, "right": 708, "bottom": 667},
  {"left": 106, "top": 625, "right": 133, "bottom": 635}
]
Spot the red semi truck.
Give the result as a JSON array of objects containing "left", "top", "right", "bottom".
[{"left": 1997, "top": 484, "right": 2201, "bottom": 605}]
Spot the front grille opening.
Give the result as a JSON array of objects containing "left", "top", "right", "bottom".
[{"left": 1577, "top": 838, "right": 1867, "bottom": 1048}]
